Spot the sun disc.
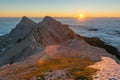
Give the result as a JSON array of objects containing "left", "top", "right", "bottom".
[{"left": 79, "top": 14, "right": 84, "bottom": 18}]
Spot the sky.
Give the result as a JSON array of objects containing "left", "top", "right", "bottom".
[{"left": 0, "top": 0, "right": 120, "bottom": 17}]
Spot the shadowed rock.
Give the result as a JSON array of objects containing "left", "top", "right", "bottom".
[
  {"left": 0, "top": 16, "right": 41, "bottom": 66},
  {"left": 78, "top": 35, "right": 120, "bottom": 60}
]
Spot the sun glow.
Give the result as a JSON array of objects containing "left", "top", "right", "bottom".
[
  {"left": 79, "top": 13, "right": 84, "bottom": 18},
  {"left": 77, "top": 13, "right": 86, "bottom": 22}
]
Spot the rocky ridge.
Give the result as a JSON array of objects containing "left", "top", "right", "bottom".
[
  {"left": 0, "top": 16, "right": 76, "bottom": 66},
  {"left": 0, "top": 16, "right": 119, "bottom": 80}
]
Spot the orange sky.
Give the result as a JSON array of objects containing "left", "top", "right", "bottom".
[{"left": 0, "top": 0, "right": 120, "bottom": 17}]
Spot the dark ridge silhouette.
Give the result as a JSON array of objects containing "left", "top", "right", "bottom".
[{"left": 77, "top": 35, "right": 120, "bottom": 60}]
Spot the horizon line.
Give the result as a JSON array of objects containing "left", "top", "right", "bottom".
[{"left": 0, "top": 16, "right": 120, "bottom": 18}]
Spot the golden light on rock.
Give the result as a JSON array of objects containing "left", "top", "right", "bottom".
[{"left": 38, "top": 55, "right": 47, "bottom": 65}]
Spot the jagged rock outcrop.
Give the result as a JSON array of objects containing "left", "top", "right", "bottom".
[
  {"left": 0, "top": 16, "right": 42, "bottom": 66},
  {"left": 0, "top": 16, "right": 77, "bottom": 66},
  {"left": 79, "top": 35, "right": 120, "bottom": 60},
  {"left": 34, "top": 16, "right": 76, "bottom": 46}
]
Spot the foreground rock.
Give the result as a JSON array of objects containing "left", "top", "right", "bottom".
[
  {"left": 89, "top": 57, "right": 120, "bottom": 80},
  {"left": 0, "top": 16, "right": 119, "bottom": 80}
]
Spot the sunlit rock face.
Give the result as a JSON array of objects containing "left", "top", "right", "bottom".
[
  {"left": 0, "top": 16, "right": 77, "bottom": 66},
  {"left": 36, "top": 16, "right": 76, "bottom": 46}
]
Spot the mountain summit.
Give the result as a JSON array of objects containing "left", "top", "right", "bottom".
[
  {"left": 0, "top": 16, "right": 118, "bottom": 80},
  {"left": 0, "top": 16, "right": 76, "bottom": 66}
]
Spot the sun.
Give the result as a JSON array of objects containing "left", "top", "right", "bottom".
[
  {"left": 79, "top": 13, "right": 84, "bottom": 18},
  {"left": 78, "top": 13, "right": 85, "bottom": 21}
]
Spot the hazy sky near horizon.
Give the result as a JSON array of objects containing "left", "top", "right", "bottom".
[{"left": 0, "top": 0, "right": 120, "bottom": 17}]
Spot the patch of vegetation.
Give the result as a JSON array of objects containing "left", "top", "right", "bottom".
[
  {"left": 7, "top": 57, "right": 97, "bottom": 80},
  {"left": 15, "top": 58, "right": 97, "bottom": 80}
]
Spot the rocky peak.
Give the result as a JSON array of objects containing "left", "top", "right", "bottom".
[
  {"left": 36, "top": 16, "right": 76, "bottom": 46},
  {"left": 42, "top": 16, "right": 61, "bottom": 25},
  {"left": 43, "top": 16, "right": 56, "bottom": 22},
  {"left": 9, "top": 16, "right": 38, "bottom": 37},
  {"left": 0, "top": 16, "right": 77, "bottom": 66},
  {"left": 20, "top": 16, "right": 34, "bottom": 23},
  {"left": 0, "top": 16, "right": 119, "bottom": 80}
]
